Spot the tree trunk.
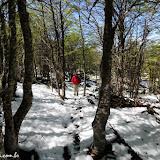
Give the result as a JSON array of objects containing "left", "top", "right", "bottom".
[
  {"left": 118, "top": 9, "right": 125, "bottom": 96},
  {"left": 78, "top": 3, "right": 86, "bottom": 96},
  {"left": 0, "top": 107, "right": 5, "bottom": 157},
  {"left": 0, "top": 32, "right": 3, "bottom": 76},
  {"left": 41, "top": 2, "right": 61, "bottom": 96},
  {"left": 51, "top": 47, "right": 61, "bottom": 95},
  {"left": 135, "top": 21, "right": 149, "bottom": 97},
  {"left": 0, "top": 29, "right": 3, "bottom": 92},
  {"left": 14, "top": 0, "right": 34, "bottom": 137},
  {"left": 0, "top": 4, "right": 8, "bottom": 157},
  {"left": 60, "top": 0, "right": 66, "bottom": 98},
  {"left": 3, "top": 0, "right": 18, "bottom": 155},
  {"left": 92, "top": 0, "right": 114, "bottom": 156},
  {"left": 0, "top": 8, "right": 9, "bottom": 97},
  {"left": 50, "top": 0, "right": 63, "bottom": 96}
]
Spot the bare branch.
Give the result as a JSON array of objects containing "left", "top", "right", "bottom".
[{"left": 88, "top": 0, "right": 100, "bottom": 23}]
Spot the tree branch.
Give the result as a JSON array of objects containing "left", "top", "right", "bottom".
[{"left": 88, "top": 0, "right": 100, "bottom": 23}]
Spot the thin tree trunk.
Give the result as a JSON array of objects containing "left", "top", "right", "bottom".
[
  {"left": 50, "top": 0, "right": 62, "bottom": 96},
  {"left": 49, "top": 0, "right": 61, "bottom": 58},
  {"left": 14, "top": 0, "right": 34, "bottom": 137},
  {"left": 51, "top": 47, "right": 61, "bottom": 96},
  {"left": 41, "top": 2, "right": 61, "bottom": 96},
  {"left": 34, "top": 59, "right": 38, "bottom": 79},
  {"left": 91, "top": 0, "right": 114, "bottom": 156},
  {"left": 118, "top": 14, "right": 125, "bottom": 96},
  {"left": 3, "top": 0, "right": 18, "bottom": 155},
  {"left": 116, "top": 0, "right": 127, "bottom": 96},
  {"left": 135, "top": 21, "right": 149, "bottom": 97},
  {"left": 78, "top": 4, "right": 86, "bottom": 96},
  {"left": 60, "top": 0, "right": 65, "bottom": 98}
]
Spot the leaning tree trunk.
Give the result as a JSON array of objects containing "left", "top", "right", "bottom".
[
  {"left": 91, "top": 0, "right": 114, "bottom": 156},
  {"left": 3, "top": 0, "right": 18, "bottom": 155},
  {"left": 13, "top": 0, "right": 34, "bottom": 138}
]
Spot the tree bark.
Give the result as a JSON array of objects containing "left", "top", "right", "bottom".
[
  {"left": 14, "top": 0, "right": 34, "bottom": 137},
  {"left": 0, "top": 4, "right": 8, "bottom": 157},
  {"left": 92, "top": 0, "right": 114, "bottom": 156},
  {"left": 0, "top": 107, "right": 5, "bottom": 157},
  {"left": 135, "top": 21, "right": 149, "bottom": 97},
  {"left": 50, "top": 0, "right": 63, "bottom": 97},
  {"left": 0, "top": 8, "right": 9, "bottom": 96},
  {"left": 60, "top": 0, "right": 66, "bottom": 98},
  {"left": 78, "top": 2, "right": 86, "bottom": 96},
  {"left": 118, "top": 5, "right": 125, "bottom": 96},
  {"left": 0, "top": 32, "right": 3, "bottom": 76},
  {"left": 3, "top": 0, "right": 18, "bottom": 155}
]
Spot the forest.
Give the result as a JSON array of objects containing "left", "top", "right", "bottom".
[{"left": 0, "top": 0, "right": 160, "bottom": 160}]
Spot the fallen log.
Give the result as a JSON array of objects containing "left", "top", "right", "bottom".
[
  {"left": 110, "top": 95, "right": 147, "bottom": 108},
  {"left": 111, "top": 95, "right": 160, "bottom": 117}
]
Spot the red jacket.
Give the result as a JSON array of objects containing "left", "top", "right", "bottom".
[{"left": 71, "top": 75, "right": 81, "bottom": 84}]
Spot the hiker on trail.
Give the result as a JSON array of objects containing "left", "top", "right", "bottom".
[{"left": 71, "top": 72, "right": 81, "bottom": 96}]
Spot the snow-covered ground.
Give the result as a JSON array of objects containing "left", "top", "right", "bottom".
[{"left": 11, "top": 82, "right": 160, "bottom": 160}]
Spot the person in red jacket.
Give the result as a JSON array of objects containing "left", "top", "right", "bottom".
[{"left": 71, "top": 72, "right": 81, "bottom": 96}]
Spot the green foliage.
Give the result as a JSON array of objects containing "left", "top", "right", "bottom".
[
  {"left": 143, "top": 42, "right": 160, "bottom": 84},
  {"left": 65, "top": 31, "right": 81, "bottom": 55},
  {"left": 64, "top": 29, "right": 101, "bottom": 74}
]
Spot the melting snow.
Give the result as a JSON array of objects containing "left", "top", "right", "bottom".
[{"left": 9, "top": 82, "right": 160, "bottom": 160}]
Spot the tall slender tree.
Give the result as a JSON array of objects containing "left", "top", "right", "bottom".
[
  {"left": 60, "top": 0, "right": 66, "bottom": 98},
  {"left": 49, "top": 0, "right": 65, "bottom": 98},
  {"left": 91, "top": 0, "right": 115, "bottom": 157},
  {"left": 78, "top": 0, "right": 87, "bottom": 96},
  {"left": 40, "top": 1, "right": 61, "bottom": 95}
]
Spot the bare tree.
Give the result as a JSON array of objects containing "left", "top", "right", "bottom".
[
  {"left": 49, "top": 0, "right": 66, "bottom": 99},
  {"left": 41, "top": 1, "right": 61, "bottom": 95},
  {"left": 134, "top": 21, "right": 150, "bottom": 97}
]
